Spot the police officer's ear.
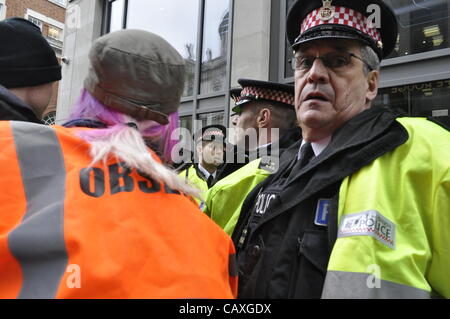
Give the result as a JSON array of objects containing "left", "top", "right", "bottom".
[
  {"left": 256, "top": 108, "right": 271, "bottom": 129},
  {"left": 366, "top": 70, "right": 380, "bottom": 105}
]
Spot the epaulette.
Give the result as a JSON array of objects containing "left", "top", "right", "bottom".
[{"left": 258, "top": 156, "right": 279, "bottom": 174}]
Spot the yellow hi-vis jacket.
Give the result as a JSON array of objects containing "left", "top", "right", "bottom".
[
  {"left": 204, "top": 157, "right": 275, "bottom": 235},
  {"left": 322, "top": 117, "right": 450, "bottom": 298},
  {"left": 178, "top": 165, "right": 208, "bottom": 206}
]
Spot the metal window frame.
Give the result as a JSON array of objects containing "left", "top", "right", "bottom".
[
  {"left": 102, "top": 0, "right": 235, "bottom": 129},
  {"left": 48, "top": 0, "right": 67, "bottom": 8},
  {"left": 275, "top": 0, "right": 295, "bottom": 84},
  {"left": 28, "top": 15, "right": 44, "bottom": 31}
]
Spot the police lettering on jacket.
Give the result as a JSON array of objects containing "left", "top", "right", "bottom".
[
  {"left": 254, "top": 193, "right": 277, "bottom": 215},
  {"left": 79, "top": 162, "right": 180, "bottom": 197}
]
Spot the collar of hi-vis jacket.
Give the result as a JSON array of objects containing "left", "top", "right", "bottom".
[
  {"left": 246, "top": 107, "right": 409, "bottom": 231},
  {"left": 192, "top": 163, "right": 204, "bottom": 180}
]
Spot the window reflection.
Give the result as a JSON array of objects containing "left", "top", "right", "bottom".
[
  {"left": 126, "top": 0, "right": 200, "bottom": 97},
  {"left": 284, "top": 0, "right": 297, "bottom": 79},
  {"left": 374, "top": 79, "right": 450, "bottom": 126},
  {"left": 179, "top": 116, "right": 193, "bottom": 134},
  {"left": 197, "top": 112, "right": 225, "bottom": 127},
  {"left": 200, "top": 0, "right": 230, "bottom": 95},
  {"left": 385, "top": 0, "right": 450, "bottom": 58},
  {"left": 48, "top": 25, "right": 63, "bottom": 41}
]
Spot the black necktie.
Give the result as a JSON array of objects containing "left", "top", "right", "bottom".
[
  {"left": 283, "top": 142, "right": 315, "bottom": 186},
  {"left": 207, "top": 175, "right": 215, "bottom": 188},
  {"left": 278, "top": 142, "right": 315, "bottom": 188},
  {"left": 297, "top": 142, "right": 315, "bottom": 168}
]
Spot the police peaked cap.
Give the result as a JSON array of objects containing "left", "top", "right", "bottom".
[
  {"left": 229, "top": 88, "right": 242, "bottom": 116},
  {"left": 286, "top": 0, "right": 398, "bottom": 59},
  {"left": 194, "top": 124, "right": 227, "bottom": 144},
  {"left": 232, "top": 79, "right": 295, "bottom": 114},
  {"left": 230, "top": 88, "right": 243, "bottom": 104}
]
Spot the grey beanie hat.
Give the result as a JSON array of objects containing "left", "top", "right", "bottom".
[{"left": 84, "top": 29, "right": 185, "bottom": 125}]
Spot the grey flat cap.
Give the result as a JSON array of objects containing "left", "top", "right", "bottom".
[{"left": 84, "top": 29, "right": 185, "bottom": 125}]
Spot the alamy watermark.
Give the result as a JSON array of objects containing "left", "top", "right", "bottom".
[
  {"left": 366, "top": 264, "right": 381, "bottom": 289},
  {"left": 366, "top": 4, "right": 381, "bottom": 29},
  {"left": 66, "top": 264, "right": 81, "bottom": 289}
]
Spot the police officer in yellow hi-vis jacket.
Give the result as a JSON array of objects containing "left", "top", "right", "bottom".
[
  {"left": 178, "top": 124, "right": 227, "bottom": 205},
  {"left": 204, "top": 79, "right": 300, "bottom": 235},
  {"left": 233, "top": 0, "right": 450, "bottom": 299}
]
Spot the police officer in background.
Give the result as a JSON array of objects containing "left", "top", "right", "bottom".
[
  {"left": 233, "top": 0, "right": 450, "bottom": 298},
  {"left": 231, "top": 79, "right": 299, "bottom": 157},
  {"left": 213, "top": 88, "right": 250, "bottom": 181},
  {"left": 178, "top": 124, "right": 227, "bottom": 205},
  {"left": 204, "top": 79, "right": 301, "bottom": 235}
]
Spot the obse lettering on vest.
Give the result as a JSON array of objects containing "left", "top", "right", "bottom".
[{"left": 79, "top": 162, "right": 180, "bottom": 197}]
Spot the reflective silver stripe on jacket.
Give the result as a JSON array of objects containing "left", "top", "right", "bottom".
[
  {"left": 322, "top": 270, "right": 431, "bottom": 299},
  {"left": 8, "top": 122, "right": 68, "bottom": 299}
]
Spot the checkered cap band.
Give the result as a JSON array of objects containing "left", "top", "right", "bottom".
[
  {"left": 233, "top": 96, "right": 242, "bottom": 103},
  {"left": 301, "top": 6, "right": 382, "bottom": 44},
  {"left": 203, "top": 130, "right": 224, "bottom": 138},
  {"left": 196, "top": 129, "right": 225, "bottom": 142},
  {"left": 240, "top": 86, "right": 294, "bottom": 106}
]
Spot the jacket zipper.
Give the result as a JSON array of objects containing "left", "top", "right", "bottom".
[
  {"left": 288, "top": 236, "right": 303, "bottom": 298},
  {"left": 237, "top": 188, "right": 264, "bottom": 249}
]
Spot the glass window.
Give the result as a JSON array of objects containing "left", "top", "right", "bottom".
[
  {"left": 284, "top": 0, "right": 297, "bottom": 79},
  {"left": 374, "top": 79, "right": 450, "bottom": 125},
  {"left": 179, "top": 115, "right": 193, "bottom": 134},
  {"left": 385, "top": 0, "right": 450, "bottom": 58},
  {"left": 109, "top": 0, "right": 125, "bottom": 32},
  {"left": 48, "top": 0, "right": 67, "bottom": 7},
  {"left": 126, "top": 0, "right": 200, "bottom": 98},
  {"left": 179, "top": 115, "right": 193, "bottom": 147},
  {"left": 28, "top": 16, "right": 43, "bottom": 31},
  {"left": 48, "top": 25, "right": 63, "bottom": 41},
  {"left": 200, "top": 0, "right": 230, "bottom": 95},
  {"left": 197, "top": 111, "right": 224, "bottom": 127}
]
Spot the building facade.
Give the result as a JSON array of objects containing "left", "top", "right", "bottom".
[
  {"left": 0, "top": 0, "right": 67, "bottom": 124},
  {"left": 56, "top": 0, "right": 450, "bottom": 130}
]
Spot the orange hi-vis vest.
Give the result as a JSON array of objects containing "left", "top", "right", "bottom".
[{"left": 0, "top": 121, "right": 237, "bottom": 299}]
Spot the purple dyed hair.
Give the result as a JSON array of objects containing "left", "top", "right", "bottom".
[{"left": 69, "top": 89, "right": 180, "bottom": 163}]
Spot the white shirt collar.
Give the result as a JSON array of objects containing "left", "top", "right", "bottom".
[
  {"left": 198, "top": 163, "right": 216, "bottom": 180},
  {"left": 298, "top": 136, "right": 332, "bottom": 160}
]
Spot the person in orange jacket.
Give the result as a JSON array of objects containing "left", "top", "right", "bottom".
[{"left": 0, "top": 29, "right": 237, "bottom": 299}]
